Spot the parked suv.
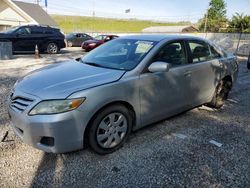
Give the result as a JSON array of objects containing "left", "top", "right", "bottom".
[{"left": 0, "top": 25, "right": 65, "bottom": 54}]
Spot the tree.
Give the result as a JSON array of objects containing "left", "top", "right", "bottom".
[
  {"left": 228, "top": 13, "right": 250, "bottom": 32},
  {"left": 199, "top": 0, "right": 227, "bottom": 32}
]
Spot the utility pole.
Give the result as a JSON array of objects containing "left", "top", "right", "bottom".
[
  {"left": 204, "top": 8, "right": 209, "bottom": 38},
  {"left": 204, "top": 11, "right": 208, "bottom": 33},
  {"left": 45, "top": 0, "right": 48, "bottom": 13},
  {"left": 92, "top": 0, "right": 95, "bottom": 33},
  {"left": 35, "top": 0, "right": 41, "bottom": 5}
]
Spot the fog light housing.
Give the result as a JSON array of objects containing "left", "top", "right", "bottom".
[{"left": 40, "top": 137, "right": 54, "bottom": 146}]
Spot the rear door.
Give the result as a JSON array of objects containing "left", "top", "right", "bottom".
[
  {"left": 30, "top": 26, "right": 47, "bottom": 51},
  {"left": 185, "top": 40, "right": 222, "bottom": 106}
]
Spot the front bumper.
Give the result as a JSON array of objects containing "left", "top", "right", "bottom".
[
  {"left": 81, "top": 44, "right": 95, "bottom": 52},
  {"left": 8, "top": 104, "right": 86, "bottom": 153}
]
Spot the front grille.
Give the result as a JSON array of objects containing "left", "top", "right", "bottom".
[{"left": 10, "top": 95, "right": 34, "bottom": 113}]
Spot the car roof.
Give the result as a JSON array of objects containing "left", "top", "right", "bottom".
[
  {"left": 119, "top": 34, "right": 205, "bottom": 42},
  {"left": 68, "top": 32, "right": 87, "bottom": 34},
  {"left": 98, "top": 34, "right": 118, "bottom": 37}
]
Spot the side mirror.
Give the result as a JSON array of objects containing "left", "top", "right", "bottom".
[
  {"left": 148, "top": 61, "right": 170, "bottom": 73},
  {"left": 75, "top": 57, "right": 81, "bottom": 61}
]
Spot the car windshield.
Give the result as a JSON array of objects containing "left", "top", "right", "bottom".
[
  {"left": 80, "top": 39, "right": 157, "bottom": 71},
  {"left": 2, "top": 26, "right": 19, "bottom": 34},
  {"left": 66, "top": 33, "right": 75, "bottom": 38},
  {"left": 94, "top": 35, "right": 105, "bottom": 40}
]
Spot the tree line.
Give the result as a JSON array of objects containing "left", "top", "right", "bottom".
[{"left": 198, "top": 0, "right": 250, "bottom": 33}]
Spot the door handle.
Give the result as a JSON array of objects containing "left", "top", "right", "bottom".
[{"left": 184, "top": 71, "right": 192, "bottom": 77}]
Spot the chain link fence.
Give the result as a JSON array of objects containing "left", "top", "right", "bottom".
[
  {"left": 83, "top": 31, "right": 250, "bottom": 56},
  {"left": 84, "top": 32, "right": 250, "bottom": 56}
]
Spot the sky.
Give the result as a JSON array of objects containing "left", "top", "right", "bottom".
[{"left": 17, "top": 0, "right": 250, "bottom": 23}]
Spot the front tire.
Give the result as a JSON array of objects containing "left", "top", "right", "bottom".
[
  {"left": 47, "top": 42, "right": 59, "bottom": 54},
  {"left": 247, "top": 57, "right": 250, "bottom": 69},
  {"left": 88, "top": 105, "right": 132, "bottom": 154},
  {"left": 208, "top": 80, "right": 232, "bottom": 108}
]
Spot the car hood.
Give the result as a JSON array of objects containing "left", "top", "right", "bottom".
[
  {"left": 0, "top": 33, "right": 10, "bottom": 39},
  {"left": 15, "top": 60, "right": 125, "bottom": 99}
]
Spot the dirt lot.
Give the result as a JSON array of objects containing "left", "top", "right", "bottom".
[{"left": 0, "top": 50, "right": 249, "bottom": 188}]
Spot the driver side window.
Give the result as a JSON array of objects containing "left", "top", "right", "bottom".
[
  {"left": 152, "top": 41, "right": 188, "bottom": 66},
  {"left": 16, "top": 27, "right": 31, "bottom": 35}
]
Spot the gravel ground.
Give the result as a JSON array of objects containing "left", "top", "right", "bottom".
[{"left": 0, "top": 52, "right": 249, "bottom": 188}]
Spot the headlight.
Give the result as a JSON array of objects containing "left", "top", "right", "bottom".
[
  {"left": 29, "top": 98, "right": 85, "bottom": 115},
  {"left": 89, "top": 43, "right": 96, "bottom": 47}
]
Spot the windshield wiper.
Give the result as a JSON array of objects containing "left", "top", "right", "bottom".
[{"left": 84, "top": 62, "right": 103, "bottom": 68}]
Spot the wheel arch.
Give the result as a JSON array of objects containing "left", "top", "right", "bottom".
[
  {"left": 222, "top": 75, "right": 232, "bottom": 83},
  {"left": 222, "top": 75, "right": 233, "bottom": 89},
  {"left": 83, "top": 100, "right": 136, "bottom": 147}
]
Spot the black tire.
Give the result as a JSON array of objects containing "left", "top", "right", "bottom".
[
  {"left": 247, "top": 56, "right": 250, "bottom": 69},
  {"left": 88, "top": 105, "right": 132, "bottom": 154},
  {"left": 208, "top": 80, "right": 232, "bottom": 108},
  {"left": 47, "top": 42, "right": 59, "bottom": 54}
]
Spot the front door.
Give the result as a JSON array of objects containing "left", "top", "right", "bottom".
[
  {"left": 13, "top": 26, "right": 34, "bottom": 52},
  {"left": 139, "top": 41, "right": 192, "bottom": 126}
]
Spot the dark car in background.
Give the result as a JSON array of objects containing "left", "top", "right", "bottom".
[
  {"left": 0, "top": 25, "right": 65, "bottom": 54},
  {"left": 65, "top": 33, "right": 93, "bottom": 47},
  {"left": 81, "top": 34, "right": 118, "bottom": 51}
]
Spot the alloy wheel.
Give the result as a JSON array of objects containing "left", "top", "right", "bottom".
[
  {"left": 47, "top": 43, "right": 58, "bottom": 54},
  {"left": 96, "top": 113, "right": 128, "bottom": 149}
]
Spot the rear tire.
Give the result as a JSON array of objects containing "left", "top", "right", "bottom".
[
  {"left": 88, "top": 105, "right": 132, "bottom": 154},
  {"left": 247, "top": 57, "right": 250, "bottom": 69},
  {"left": 47, "top": 42, "right": 59, "bottom": 54},
  {"left": 208, "top": 80, "right": 232, "bottom": 108}
]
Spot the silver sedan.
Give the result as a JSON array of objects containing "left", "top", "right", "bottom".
[{"left": 8, "top": 35, "right": 238, "bottom": 154}]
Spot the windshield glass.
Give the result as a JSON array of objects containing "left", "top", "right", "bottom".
[
  {"left": 80, "top": 39, "right": 157, "bottom": 71},
  {"left": 66, "top": 33, "right": 75, "bottom": 38},
  {"left": 2, "top": 26, "right": 19, "bottom": 34},
  {"left": 94, "top": 35, "right": 105, "bottom": 40}
]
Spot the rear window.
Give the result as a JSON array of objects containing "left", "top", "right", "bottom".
[
  {"left": 43, "top": 28, "right": 54, "bottom": 34},
  {"left": 188, "top": 41, "right": 211, "bottom": 63},
  {"left": 209, "top": 45, "right": 221, "bottom": 58},
  {"left": 31, "top": 27, "right": 43, "bottom": 34}
]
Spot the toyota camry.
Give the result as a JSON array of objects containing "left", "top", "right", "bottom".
[{"left": 8, "top": 35, "right": 238, "bottom": 154}]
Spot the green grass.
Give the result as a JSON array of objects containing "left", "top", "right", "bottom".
[{"left": 52, "top": 15, "right": 190, "bottom": 33}]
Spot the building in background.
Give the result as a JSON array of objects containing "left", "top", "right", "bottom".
[
  {"left": 0, "top": 0, "right": 57, "bottom": 31},
  {"left": 142, "top": 25, "right": 199, "bottom": 33}
]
